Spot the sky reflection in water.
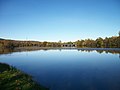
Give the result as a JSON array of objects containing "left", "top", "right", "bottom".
[{"left": 0, "top": 49, "right": 120, "bottom": 90}]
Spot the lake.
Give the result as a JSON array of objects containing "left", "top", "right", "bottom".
[{"left": 0, "top": 49, "right": 120, "bottom": 90}]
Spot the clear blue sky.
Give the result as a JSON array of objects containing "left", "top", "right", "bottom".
[{"left": 0, "top": 0, "right": 120, "bottom": 42}]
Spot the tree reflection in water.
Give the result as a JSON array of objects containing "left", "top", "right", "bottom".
[{"left": 0, "top": 48, "right": 120, "bottom": 59}]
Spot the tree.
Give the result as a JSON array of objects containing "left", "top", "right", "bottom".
[
  {"left": 96, "top": 37, "right": 103, "bottom": 48},
  {"left": 42, "top": 41, "right": 47, "bottom": 47}
]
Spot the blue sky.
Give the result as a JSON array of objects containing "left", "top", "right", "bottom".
[{"left": 0, "top": 0, "right": 120, "bottom": 42}]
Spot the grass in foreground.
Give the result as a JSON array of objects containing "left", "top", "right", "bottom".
[{"left": 0, "top": 63, "right": 49, "bottom": 90}]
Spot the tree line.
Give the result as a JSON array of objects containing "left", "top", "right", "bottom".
[
  {"left": 0, "top": 34, "right": 120, "bottom": 49},
  {"left": 75, "top": 36, "right": 120, "bottom": 48},
  {"left": 0, "top": 39, "right": 62, "bottom": 49}
]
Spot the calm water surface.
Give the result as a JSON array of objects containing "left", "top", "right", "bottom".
[{"left": 0, "top": 49, "right": 120, "bottom": 90}]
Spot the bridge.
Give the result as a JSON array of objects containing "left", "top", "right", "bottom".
[{"left": 61, "top": 43, "right": 77, "bottom": 47}]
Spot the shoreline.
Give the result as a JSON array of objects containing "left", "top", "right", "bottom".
[
  {"left": 14, "top": 47, "right": 120, "bottom": 51},
  {"left": 0, "top": 63, "right": 49, "bottom": 90}
]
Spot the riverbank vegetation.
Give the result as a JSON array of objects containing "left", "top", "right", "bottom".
[
  {"left": 76, "top": 36, "right": 120, "bottom": 48},
  {"left": 0, "top": 32, "right": 120, "bottom": 49},
  {"left": 0, "top": 63, "right": 48, "bottom": 90}
]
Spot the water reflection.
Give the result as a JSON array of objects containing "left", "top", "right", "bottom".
[
  {"left": 0, "top": 48, "right": 14, "bottom": 55},
  {"left": 77, "top": 49, "right": 120, "bottom": 54},
  {"left": 0, "top": 48, "right": 120, "bottom": 90},
  {"left": 0, "top": 48, "right": 120, "bottom": 55}
]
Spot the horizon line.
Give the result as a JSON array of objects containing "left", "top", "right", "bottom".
[{"left": 0, "top": 35, "right": 119, "bottom": 42}]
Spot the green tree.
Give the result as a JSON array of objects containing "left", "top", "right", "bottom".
[{"left": 96, "top": 37, "right": 103, "bottom": 48}]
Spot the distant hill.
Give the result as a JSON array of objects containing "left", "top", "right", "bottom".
[{"left": 0, "top": 38, "right": 5, "bottom": 40}]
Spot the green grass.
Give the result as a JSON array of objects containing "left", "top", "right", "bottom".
[{"left": 0, "top": 63, "right": 49, "bottom": 90}]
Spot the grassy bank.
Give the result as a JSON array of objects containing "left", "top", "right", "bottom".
[{"left": 0, "top": 63, "right": 48, "bottom": 90}]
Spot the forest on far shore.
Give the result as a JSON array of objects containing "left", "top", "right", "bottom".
[{"left": 0, "top": 32, "right": 120, "bottom": 49}]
